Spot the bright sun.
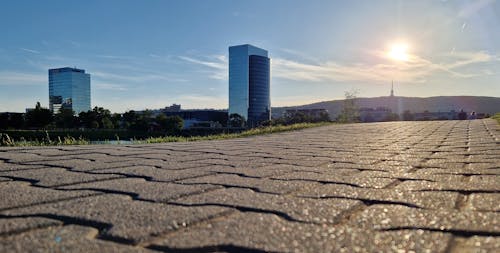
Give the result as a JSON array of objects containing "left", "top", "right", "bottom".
[{"left": 388, "top": 43, "right": 409, "bottom": 61}]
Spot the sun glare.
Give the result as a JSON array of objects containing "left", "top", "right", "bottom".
[{"left": 388, "top": 43, "right": 409, "bottom": 61}]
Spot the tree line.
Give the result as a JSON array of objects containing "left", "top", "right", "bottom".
[{"left": 0, "top": 102, "right": 183, "bottom": 134}]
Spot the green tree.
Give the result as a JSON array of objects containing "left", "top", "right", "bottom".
[
  {"left": 101, "top": 117, "right": 114, "bottom": 129},
  {"left": 402, "top": 110, "right": 414, "bottom": 121},
  {"left": 78, "top": 110, "right": 97, "bottom": 128},
  {"left": 25, "top": 102, "right": 53, "bottom": 129},
  {"left": 122, "top": 110, "right": 138, "bottom": 129},
  {"left": 79, "top": 107, "right": 112, "bottom": 129},
  {"left": 9, "top": 114, "right": 24, "bottom": 129},
  {"left": 337, "top": 90, "right": 359, "bottom": 123},
  {"left": 317, "top": 111, "right": 331, "bottom": 122},
  {"left": 111, "top": 113, "right": 122, "bottom": 129},
  {"left": 229, "top": 113, "right": 245, "bottom": 128},
  {"left": 54, "top": 108, "right": 77, "bottom": 129},
  {"left": 154, "top": 114, "right": 183, "bottom": 133},
  {"left": 0, "top": 113, "right": 9, "bottom": 129}
]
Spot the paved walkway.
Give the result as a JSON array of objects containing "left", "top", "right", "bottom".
[{"left": 0, "top": 120, "right": 498, "bottom": 252}]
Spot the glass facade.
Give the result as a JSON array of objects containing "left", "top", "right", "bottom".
[
  {"left": 248, "top": 55, "right": 270, "bottom": 127},
  {"left": 49, "top": 67, "right": 91, "bottom": 114},
  {"left": 228, "top": 44, "right": 270, "bottom": 127}
]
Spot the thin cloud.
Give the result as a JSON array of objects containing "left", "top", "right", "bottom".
[
  {"left": 458, "top": 0, "right": 495, "bottom": 18},
  {"left": 273, "top": 50, "right": 498, "bottom": 83},
  {"left": 179, "top": 55, "right": 228, "bottom": 80},
  {"left": 177, "top": 49, "right": 499, "bottom": 85},
  {"left": 93, "top": 82, "right": 128, "bottom": 91},
  {"left": 0, "top": 71, "right": 46, "bottom": 85},
  {"left": 20, "top": 48, "right": 40, "bottom": 54},
  {"left": 96, "top": 55, "right": 136, "bottom": 60},
  {"left": 92, "top": 71, "right": 188, "bottom": 83},
  {"left": 179, "top": 56, "right": 227, "bottom": 70}
]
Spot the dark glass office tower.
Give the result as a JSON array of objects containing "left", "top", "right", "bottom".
[
  {"left": 49, "top": 67, "right": 91, "bottom": 114},
  {"left": 229, "top": 44, "right": 270, "bottom": 128}
]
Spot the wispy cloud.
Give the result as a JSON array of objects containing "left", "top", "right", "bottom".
[
  {"left": 273, "top": 50, "right": 498, "bottom": 83},
  {"left": 0, "top": 71, "right": 46, "bottom": 85},
  {"left": 92, "top": 71, "right": 188, "bottom": 83},
  {"left": 20, "top": 48, "right": 40, "bottom": 54},
  {"left": 92, "top": 82, "right": 128, "bottom": 91},
  {"left": 458, "top": 0, "right": 495, "bottom": 18},
  {"left": 179, "top": 55, "right": 227, "bottom": 69},
  {"left": 96, "top": 55, "right": 136, "bottom": 60},
  {"left": 179, "top": 55, "right": 228, "bottom": 80}
]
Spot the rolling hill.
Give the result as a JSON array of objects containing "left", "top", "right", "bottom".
[{"left": 272, "top": 96, "right": 500, "bottom": 119}]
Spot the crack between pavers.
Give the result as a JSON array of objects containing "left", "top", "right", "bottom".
[
  {"left": 146, "top": 244, "right": 278, "bottom": 253},
  {"left": 379, "top": 226, "right": 500, "bottom": 237},
  {"left": 0, "top": 192, "right": 105, "bottom": 213},
  {"left": 1, "top": 205, "right": 237, "bottom": 247},
  {"left": 416, "top": 189, "right": 499, "bottom": 194},
  {"left": 166, "top": 202, "right": 311, "bottom": 224},
  {"left": 303, "top": 195, "right": 423, "bottom": 209},
  {"left": 175, "top": 182, "right": 293, "bottom": 195},
  {"left": 269, "top": 177, "right": 363, "bottom": 188}
]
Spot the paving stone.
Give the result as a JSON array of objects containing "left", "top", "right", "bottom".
[
  {"left": 296, "top": 183, "right": 459, "bottom": 209},
  {"left": 0, "top": 181, "right": 98, "bottom": 211},
  {"left": 395, "top": 175, "right": 499, "bottom": 192},
  {"left": 92, "top": 166, "right": 215, "bottom": 182},
  {"left": 453, "top": 236, "right": 500, "bottom": 253},
  {"left": 347, "top": 205, "right": 499, "bottom": 234},
  {"left": 0, "top": 120, "right": 498, "bottom": 251},
  {"left": 0, "top": 177, "right": 11, "bottom": 182},
  {"left": 179, "top": 174, "right": 313, "bottom": 194},
  {"left": 59, "top": 178, "right": 220, "bottom": 202},
  {"left": 118, "top": 159, "right": 215, "bottom": 170},
  {"left": 0, "top": 225, "right": 156, "bottom": 252},
  {"left": 204, "top": 164, "right": 294, "bottom": 178},
  {"left": 151, "top": 212, "right": 452, "bottom": 253},
  {"left": 272, "top": 171, "right": 396, "bottom": 188},
  {"left": 22, "top": 159, "right": 129, "bottom": 171},
  {"left": 0, "top": 217, "right": 62, "bottom": 236},
  {"left": 468, "top": 193, "right": 500, "bottom": 212},
  {"left": 1, "top": 194, "right": 231, "bottom": 244},
  {"left": 0, "top": 161, "right": 47, "bottom": 172},
  {"left": 0, "top": 167, "right": 124, "bottom": 187},
  {"left": 0, "top": 151, "right": 46, "bottom": 163},
  {"left": 172, "top": 187, "right": 361, "bottom": 223}
]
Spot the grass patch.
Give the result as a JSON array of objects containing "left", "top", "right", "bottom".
[
  {"left": 138, "top": 122, "right": 333, "bottom": 144},
  {"left": 1, "top": 122, "right": 333, "bottom": 146},
  {"left": 492, "top": 113, "right": 500, "bottom": 125},
  {"left": 0, "top": 132, "right": 89, "bottom": 146}
]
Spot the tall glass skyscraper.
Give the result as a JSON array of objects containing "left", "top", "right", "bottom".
[
  {"left": 49, "top": 67, "right": 91, "bottom": 114},
  {"left": 229, "top": 44, "right": 270, "bottom": 128}
]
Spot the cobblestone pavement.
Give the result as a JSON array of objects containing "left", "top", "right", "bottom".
[{"left": 0, "top": 120, "right": 499, "bottom": 252}]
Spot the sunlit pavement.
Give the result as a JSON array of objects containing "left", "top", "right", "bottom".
[{"left": 0, "top": 120, "right": 498, "bottom": 252}]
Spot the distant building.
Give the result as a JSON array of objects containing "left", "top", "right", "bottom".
[
  {"left": 49, "top": 67, "right": 91, "bottom": 114},
  {"left": 359, "top": 107, "right": 392, "bottom": 122},
  {"left": 413, "top": 110, "right": 458, "bottom": 120},
  {"left": 284, "top": 109, "right": 329, "bottom": 121},
  {"left": 162, "top": 104, "right": 181, "bottom": 113},
  {"left": 229, "top": 44, "right": 271, "bottom": 128},
  {"left": 164, "top": 110, "right": 227, "bottom": 129}
]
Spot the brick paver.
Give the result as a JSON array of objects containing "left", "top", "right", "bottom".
[{"left": 0, "top": 120, "right": 498, "bottom": 252}]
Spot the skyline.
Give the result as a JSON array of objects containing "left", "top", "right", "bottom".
[{"left": 1, "top": 0, "right": 499, "bottom": 113}]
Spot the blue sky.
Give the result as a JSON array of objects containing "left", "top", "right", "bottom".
[{"left": 1, "top": 0, "right": 499, "bottom": 112}]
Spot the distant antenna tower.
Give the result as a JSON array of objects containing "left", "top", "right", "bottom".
[{"left": 390, "top": 80, "right": 394, "bottom": 97}]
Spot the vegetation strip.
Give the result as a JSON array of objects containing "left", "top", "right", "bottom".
[
  {"left": 0, "top": 122, "right": 332, "bottom": 146},
  {"left": 492, "top": 113, "right": 500, "bottom": 125}
]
